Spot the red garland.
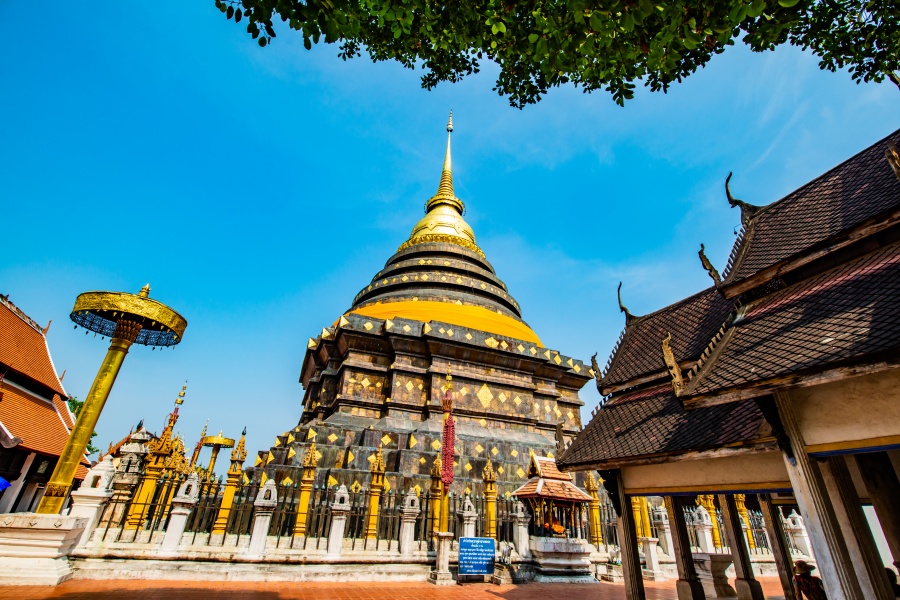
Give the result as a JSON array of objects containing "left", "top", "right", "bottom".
[{"left": 441, "top": 414, "right": 455, "bottom": 485}]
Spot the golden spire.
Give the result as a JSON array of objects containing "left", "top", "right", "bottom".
[
  {"left": 398, "top": 112, "right": 483, "bottom": 257},
  {"left": 230, "top": 426, "right": 247, "bottom": 463}
]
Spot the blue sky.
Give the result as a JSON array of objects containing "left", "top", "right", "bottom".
[{"left": 1, "top": 2, "right": 898, "bottom": 463}]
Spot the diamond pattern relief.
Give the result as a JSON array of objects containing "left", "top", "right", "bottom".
[
  {"left": 308, "top": 428, "right": 317, "bottom": 440},
  {"left": 328, "top": 475, "right": 339, "bottom": 487},
  {"left": 419, "top": 457, "right": 426, "bottom": 464},
  {"left": 477, "top": 384, "right": 494, "bottom": 408},
  {"left": 554, "top": 355, "right": 562, "bottom": 365},
  {"left": 545, "top": 403, "right": 551, "bottom": 413},
  {"left": 361, "top": 377, "right": 371, "bottom": 388},
  {"left": 446, "top": 329, "right": 453, "bottom": 336},
  {"left": 328, "top": 433, "right": 338, "bottom": 443},
  {"left": 367, "top": 453, "right": 376, "bottom": 463},
  {"left": 363, "top": 321, "right": 374, "bottom": 331},
  {"left": 517, "top": 467, "right": 525, "bottom": 478},
  {"left": 517, "top": 344, "right": 525, "bottom": 352},
  {"left": 498, "top": 392, "right": 507, "bottom": 403},
  {"left": 402, "top": 324, "right": 411, "bottom": 333},
  {"left": 555, "top": 406, "right": 562, "bottom": 417},
  {"left": 348, "top": 450, "right": 354, "bottom": 463},
  {"left": 475, "top": 444, "right": 484, "bottom": 454},
  {"left": 409, "top": 434, "right": 417, "bottom": 448},
  {"left": 497, "top": 466, "right": 504, "bottom": 475},
  {"left": 530, "top": 347, "right": 538, "bottom": 355},
  {"left": 421, "top": 274, "right": 429, "bottom": 281},
  {"left": 432, "top": 440, "right": 441, "bottom": 450},
  {"left": 351, "top": 481, "right": 362, "bottom": 493},
  {"left": 405, "top": 381, "right": 414, "bottom": 392},
  {"left": 514, "top": 395, "right": 522, "bottom": 406},
  {"left": 500, "top": 340, "right": 509, "bottom": 350},
  {"left": 465, "top": 333, "right": 473, "bottom": 340},
  {"left": 511, "top": 449, "right": 518, "bottom": 457},
  {"left": 567, "top": 410, "right": 574, "bottom": 421},
  {"left": 460, "top": 386, "right": 469, "bottom": 396},
  {"left": 464, "top": 463, "right": 473, "bottom": 472},
  {"left": 439, "top": 327, "right": 446, "bottom": 334},
  {"left": 479, "top": 418, "right": 487, "bottom": 427},
  {"left": 491, "top": 447, "right": 499, "bottom": 456},
  {"left": 381, "top": 434, "right": 392, "bottom": 445},
  {"left": 484, "top": 337, "right": 499, "bottom": 349}
]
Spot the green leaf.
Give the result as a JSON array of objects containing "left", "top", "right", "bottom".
[
  {"left": 777, "top": 0, "right": 801, "bottom": 6},
  {"left": 528, "top": 33, "right": 539, "bottom": 43}
]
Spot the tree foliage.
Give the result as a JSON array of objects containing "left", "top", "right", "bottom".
[
  {"left": 214, "top": 0, "right": 899, "bottom": 107},
  {"left": 67, "top": 396, "right": 100, "bottom": 455}
]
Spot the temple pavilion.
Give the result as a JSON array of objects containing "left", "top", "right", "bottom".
[
  {"left": 252, "top": 115, "right": 592, "bottom": 497},
  {"left": 559, "top": 128, "right": 900, "bottom": 600}
]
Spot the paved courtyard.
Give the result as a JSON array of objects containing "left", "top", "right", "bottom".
[{"left": 11, "top": 578, "right": 789, "bottom": 599}]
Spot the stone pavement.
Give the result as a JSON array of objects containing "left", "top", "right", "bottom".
[{"left": 10, "top": 579, "right": 789, "bottom": 599}]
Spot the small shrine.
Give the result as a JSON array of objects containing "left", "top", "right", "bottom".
[{"left": 511, "top": 453, "right": 597, "bottom": 582}]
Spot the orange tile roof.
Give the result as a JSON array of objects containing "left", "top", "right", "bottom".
[
  {"left": 512, "top": 478, "right": 592, "bottom": 502},
  {"left": 0, "top": 297, "right": 67, "bottom": 396},
  {"left": 0, "top": 385, "right": 74, "bottom": 456}
]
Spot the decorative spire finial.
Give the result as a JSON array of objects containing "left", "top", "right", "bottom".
[
  {"left": 175, "top": 383, "right": 187, "bottom": 406},
  {"left": 661, "top": 332, "right": 684, "bottom": 396},
  {"left": 617, "top": 282, "right": 637, "bottom": 324},
  {"left": 139, "top": 284, "right": 151, "bottom": 298},
  {"left": 425, "top": 112, "right": 463, "bottom": 215},
  {"left": 725, "top": 172, "right": 761, "bottom": 225},
  {"left": 698, "top": 244, "right": 722, "bottom": 286},
  {"left": 887, "top": 142, "right": 900, "bottom": 180}
]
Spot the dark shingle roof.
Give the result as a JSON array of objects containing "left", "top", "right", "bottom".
[
  {"left": 557, "top": 384, "right": 765, "bottom": 469},
  {"left": 688, "top": 241, "right": 900, "bottom": 398},
  {"left": 601, "top": 287, "right": 734, "bottom": 391},
  {"left": 723, "top": 129, "right": 900, "bottom": 285}
]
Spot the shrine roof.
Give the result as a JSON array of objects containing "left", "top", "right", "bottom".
[
  {"left": 722, "top": 128, "right": 900, "bottom": 289},
  {"left": 0, "top": 295, "right": 67, "bottom": 397},
  {"left": 0, "top": 385, "right": 75, "bottom": 457},
  {"left": 683, "top": 240, "right": 900, "bottom": 402},
  {"left": 557, "top": 384, "right": 766, "bottom": 470},
  {"left": 511, "top": 477, "right": 592, "bottom": 502},
  {"left": 600, "top": 287, "right": 734, "bottom": 392}
]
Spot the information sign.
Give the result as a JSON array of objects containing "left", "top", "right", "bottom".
[{"left": 458, "top": 537, "right": 495, "bottom": 576}]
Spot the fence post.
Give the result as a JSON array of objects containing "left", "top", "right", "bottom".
[
  {"left": 399, "top": 488, "right": 421, "bottom": 556},
  {"left": 512, "top": 500, "right": 530, "bottom": 558},
  {"left": 693, "top": 504, "right": 716, "bottom": 553},
  {"left": 68, "top": 456, "right": 115, "bottom": 546},
  {"left": 734, "top": 494, "right": 755, "bottom": 550},
  {"left": 247, "top": 479, "right": 278, "bottom": 557},
  {"left": 460, "top": 492, "right": 477, "bottom": 538},
  {"left": 160, "top": 472, "right": 200, "bottom": 552},
  {"left": 326, "top": 485, "right": 350, "bottom": 557},
  {"left": 584, "top": 473, "right": 604, "bottom": 547},
  {"left": 364, "top": 446, "right": 386, "bottom": 539},
  {"left": 652, "top": 505, "right": 674, "bottom": 557},
  {"left": 482, "top": 459, "right": 497, "bottom": 539},
  {"left": 430, "top": 457, "right": 443, "bottom": 537},
  {"left": 211, "top": 429, "right": 247, "bottom": 536},
  {"left": 292, "top": 442, "right": 318, "bottom": 537},
  {"left": 697, "top": 495, "right": 723, "bottom": 550}
]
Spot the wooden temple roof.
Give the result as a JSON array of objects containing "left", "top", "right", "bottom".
[
  {"left": 513, "top": 454, "right": 591, "bottom": 501},
  {"left": 560, "top": 127, "right": 900, "bottom": 472}
]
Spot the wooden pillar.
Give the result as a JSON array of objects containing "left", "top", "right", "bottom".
[
  {"left": 483, "top": 459, "right": 497, "bottom": 539},
  {"left": 612, "top": 470, "right": 645, "bottom": 600},
  {"left": 211, "top": 431, "right": 247, "bottom": 535},
  {"left": 775, "top": 390, "right": 870, "bottom": 600},
  {"left": 818, "top": 456, "right": 893, "bottom": 600},
  {"left": 430, "top": 457, "right": 443, "bottom": 536},
  {"left": 734, "top": 494, "right": 755, "bottom": 550},
  {"left": 697, "top": 495, "right": 722, "bottom": 550},
  {"left": 854, "top": 452, "right": 900, "bottom": 571},
  {"left": 664, "top": 496, "right": 705, "bottom": 600},
  {"left": 364, "top": 446, "right": 386, "bottom": 539},
  {"left": 758, "top": 493, "right": 798, "bottom": 600},
  {"left": 718, "top": 494, "right": 765, "bottom": 600},
  {"left": 292, "top": 442, "right": 318, "bottom": 537},
  {"left": 585, "top": 473, "right": 603, "bottom": 546}
]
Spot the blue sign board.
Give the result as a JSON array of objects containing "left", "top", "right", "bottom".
[{"left": 458, "top": 537, "right": 495, "bottom": 576}]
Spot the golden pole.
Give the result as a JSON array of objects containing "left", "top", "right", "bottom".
[
  {"left": 698, "top": 495, "right": 723, "bottom": 549},
  {"left": 631, "top": 497, "right": 644, "bottom": 538},
  {"left": 483, "top": 459, "right": 498, "bottom": 539},
  {"left": 640, "top": 497, "right": 653, "bottom": 540},
  {"left": 585, "top": 473, "right": 604, "bottom": 546},
  {"left": 364, "top": 446, "right": 386, "bottom": 539},
  {"left": 37, "top": 321, "right": 140, "bottom": 514},
  {"left": 212, "top": 429, "right": 247, "bottom": 535},
  {"left": 735, "top": 494, "right": 755, "bottom": 550},
  {"left": 208, "top": 445, "right": 222, "bottom": 474},
  {"left": 292, "top": 442, "right": 318, "bottom": 537},
  {"left": 430, "top": 457, "right": 443, "bottom": 536}
]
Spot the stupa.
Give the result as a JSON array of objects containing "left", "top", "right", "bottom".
[{"left": 253, "top": 114, "right": 592, "bottom": 496}]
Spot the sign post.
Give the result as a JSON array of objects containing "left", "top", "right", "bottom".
[{"left": 458, "top": 537, "right": 496, "bottom": 583}]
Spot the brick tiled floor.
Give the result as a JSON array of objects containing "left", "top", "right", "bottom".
[{"left": 10, "top": 578, "right": 789, "bottom": 599}]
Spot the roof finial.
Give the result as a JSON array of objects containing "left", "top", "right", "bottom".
[
  {"left": 139, "top": 284, "right": 151, "bottom": 298},
  {"left": 661, "top": 332, "right": 684, "bottom": 396},
  {"left": 887, "top": 142, "right": 900, "bottom": 180},
  {"left": 617, "top": 282, "right": 637, "bottom": 324},
  {"left": 698, "top": 244, "right": 722, "bottom": 286},
  {"left": 725, "top": 172, "right": 760, "bottom": 225}
]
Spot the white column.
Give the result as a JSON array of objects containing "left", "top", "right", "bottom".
[
  {"left": 641, "top": 537, "right": 664, "bottom": 578},
  {"left": 693, "top": 505, "right": 715, "bottom": 553},
  {"left": 0, "top": 452, "right": 35, "bottom": 513},
  {"left": 398, "top": 488, "right": 421, "bottom": 556},
  {"left": 326, "top": 485, "right": 351, "bottom": 558},
  {"left": 159, "top": 473, "right": 200, "bottom": 553},
  {"left": 67, "top": 456, "right": 115, "bottom": 546},
  {"left": 460, "top": 493, "right": 477, "bottom": 539},
  {"left": 783, "top": 509, "right": 814, "bottom": 557},
  {"left": 512, "top": 501, "right": 531, "bottom": 558},
  {"left": 652, "top": 505, "right": 674, "bottom": 557},
  {"left": 246, "top": 479, "right": 277, "bottom": 558},
  {"left": 428, "top": 531, "right": 455, "bottom": 585}
]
